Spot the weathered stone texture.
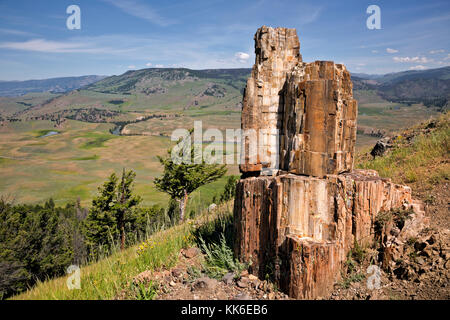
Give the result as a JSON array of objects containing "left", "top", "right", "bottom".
[
  {"left": 240, "top": 26, "right": 301, "bottom": 174},
  {"left": 234, "top": 26, "right": 427, "bottom": 299},
  {"left": 280, "top": 61, "right": 357, "bottom": 177},
  {"left": 240, "top": 26, "right": 357, "bottom": 177},
  {"left": 233, "top": 170, "right": 426, "bottom": 299}
]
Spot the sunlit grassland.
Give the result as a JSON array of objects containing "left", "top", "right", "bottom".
[
  {"left": 0, "top": 92, "right": 59, "bottom": 117},
  {"left": 12, "top": 202, "right": 234, "bottom": 300},
  {"left": 0, "top": 119, "right": 236, "bottom": 208},
  {"left": 357, "top": 102, "right": 440, "bottom": 133},
  {"left": 356, "top": 112, "right": 450, "bottom": 187}
]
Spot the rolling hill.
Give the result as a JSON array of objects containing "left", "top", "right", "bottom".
[
  {"left": 353, "top": 66, "right": 450, "bottom": 110},
  {"left": 0, "top": 75, "right": 106, "bottom": 97}
]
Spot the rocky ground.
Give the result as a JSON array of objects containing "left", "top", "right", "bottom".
[
  {"left": 329, "top": 227, "right": 450, "bottom": 300},
  {"left": 127, "top": 247, "right": 289, "bottom": 300},
  {"left": 117, "top": 179, "right": 449, "bottom": 301},
  {"left": 328, "top": 174, "right": 449, "bottom": 300},
  {"left": 116, "top": 177, "right": 448, "bottom": 301}
]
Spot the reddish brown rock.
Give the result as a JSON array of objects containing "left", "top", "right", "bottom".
[
  {"left": 234, "top": 26, "right": 427, "bottom": 300},
  {"left": 234, "top": 170, "right": 427, "bottom": 299},
  {"left": 240, "top": 26, "right": 301, "bottom": 174},
  {"left": 240, "top": 26, "right": 357, "bottom": 177},
  {"left": 280, "top": 61, "right": 357, "bottom": 177}
]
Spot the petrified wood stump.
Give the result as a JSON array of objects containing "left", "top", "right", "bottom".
[
  {"left": 234, "top": 26, "right": 427, "bottom": 299},
  {"left": 233, "top": 170, "right": 426, "bottom": 299}
]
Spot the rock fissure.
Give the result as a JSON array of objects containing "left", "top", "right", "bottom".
[{"left": 234, "top": 26, "right": 429, "bottom": 299}]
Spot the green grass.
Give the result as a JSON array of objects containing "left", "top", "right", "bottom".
[
  {"left": 12, "top": 224, "right": 189, "bottom": 299},
  {"left": 198, "top": 234, "right": 247, "bottom": 279},
  {"left": 12, "top": 202, "right": 234, "bottom": 300},
  {"left": 80, "top": 133, "right": 115, "bottom": 149},
  {"left": 72, "top": 155, "right": 100, "bottom": 161},
  {"left": 356, "top": 112, "right": 450, "bottom": 185}
]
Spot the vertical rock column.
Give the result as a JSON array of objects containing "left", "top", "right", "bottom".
[
  {"left": 240, "top": 26, "right": 302, "bottom": 175},
  {"left": 280, "top": 61, "right": 357, "bottom": 177},
  {"left": 234, "top": 26, "right": 426, "bottom": 299}
]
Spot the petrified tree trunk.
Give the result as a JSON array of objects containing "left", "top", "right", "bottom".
[
  {"left": 234, "top": 170, "right": 428, "bottom": 299},
  {"left": 234, "top": 26, "right": 428, "bottom": 299}
]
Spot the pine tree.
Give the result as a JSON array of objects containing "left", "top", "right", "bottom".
[
  {"left": 154, "top": 133, "right": 227, "bottom": 221},
  {"left": 114, "top": 169, "right": 141, "bottom": 250},
  {"left": 83, "top": 169, "right": 141, "bottom": 254}
]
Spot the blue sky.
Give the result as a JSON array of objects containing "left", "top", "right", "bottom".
[{"left": 0, "top": 0, "right": 449, "bottom": 80}]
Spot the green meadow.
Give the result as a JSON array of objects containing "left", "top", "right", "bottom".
[{"left": 0, "top": 119, "right": 239, "bottom": 209}]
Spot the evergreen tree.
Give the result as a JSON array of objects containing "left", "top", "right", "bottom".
[
  {"left": 220, "top": 175, "right": 240, "bottom": 203},
  {"left": 84, "top": 169, "right": 141, "bottom": 253},
  {"left": 154, "top": 132, "right": 227, "bottom": 221},
  {"left": 0, "top": 199, "right": 73, "bottom": 298},
  {"left": 115, "top": 169, "right": 141, "bottom": 250}
]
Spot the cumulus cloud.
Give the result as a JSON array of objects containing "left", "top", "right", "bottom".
[
  {"left": 235, "top": 52, "right": 250, "bottom": 63},
  {"left": 0, "top": 39, "right": 99, "bottom": 53},
  {"left": 409, "top": 65, "right": 427, "bottom": 70},
  {"left": 429, "top": 49, "right": 445, "bottom": 54},
  {"left": 0, "top": 28, "right": 38, "bottom": 37},
  {"left": 371, "top": 50, "right": 378, "bottom": 53},
  {"left": 386, "top": 48, "right": 398, "bottom": 53},
  {"left": 393, "top": 56, "right": 432, "bottom": 63},
  {"left": 146, "top": 62, "right": 152, "bottom": 67},
  {"left": 128, "top": 65, "right": 136, "bottom": 69},
  {"left": 155, "top": 64, "right": 164, "bottom": 68}
]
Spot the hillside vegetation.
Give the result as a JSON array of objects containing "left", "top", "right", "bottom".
[
  {"left": 352, "top": 66, "right": 450, "bottom": 110},
  {"left": 9, "top": 113, "right": 449, "bottom": 300},
  {"left": 0, "top": 76, "right": 106, "bottom": 97},
  {"left": 357, "top": 112, "right": 449, "bottom": 188},
  {"left": 11, "top": 202, "right": 234, "bottom": 300}
]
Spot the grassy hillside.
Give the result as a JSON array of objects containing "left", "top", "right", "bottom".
[
  {"left": 0, "top": 119, "right": 239, "bottom": 208},
  {"left": 354, "top": 66, "right": 450, "bottom": 110},
  {"left": 10, "top": 113, "right": 449, "bottom": 300},
  {"left": 0, "top": 76, "right": 106, "bottom": 97},
  {"left": 12, "top": 202, "right": 234, "bottom": 300},
  {"left": 356, "top": 112, "right": 449, "bottom": 188},
  {"left": 12, "top": 68, "right": 249, "bottom": 120}
]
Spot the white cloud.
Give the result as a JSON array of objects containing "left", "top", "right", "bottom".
[
  {"left": 393, "top": 56, "right": 432, "bottom": 63},
  {"left": 102, "top": 0, "right": 175, "bottom": 26},
  {"left": 429, "top": 49, "right": 445, "bottom": 54},
  {"left": 0, "top": 37, "right": 136, "bottom": 55},
  {"left": 145, "top": 62, "right": 152, "bottom": 67},
  {"left": 371, "top": 50, "right": 378, "bottom": 53},
  {"left": 128, "top": 65, "right": 136, "bottom": 69},
  {"left": 0, "top": 39, "right": 101, "bottom": 53},
  {"left": 386, "top": 48, "right": 398, "bottom": 53},
  {"left": 155, "top": 64, "right": 164, "bottom": 68},
  {"left": 443, "top": 54, "right": 450, "bottom": 61},
  {"left": 0, "top": 28, "right": 38, "bottom": 37},
  {"left": 235, "top": 52, "right": 250, "bottom": 63},
  {"left": 409, "top": 65, "right": 427, "bottom": 70}
]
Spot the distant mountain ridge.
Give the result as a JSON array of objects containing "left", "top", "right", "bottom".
[
  {"left": 0, "top": 75, "right": 107, "bottom": 97},
  {"left": 1, "top": 66, "right": 448, "bottom": 111},
  {"left": 352, "top": 66, "right": 450, "bottom": 110},
  {"left": 84, "top": 68, "right": 251, "bottom": 95}
]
